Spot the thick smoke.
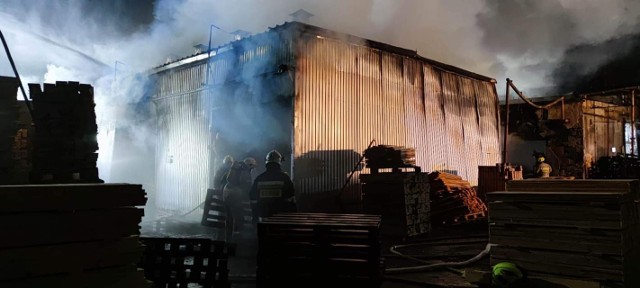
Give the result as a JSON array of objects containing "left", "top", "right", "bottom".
[{"left": 476, "top": 0, "right": 640, "bottom": 96}]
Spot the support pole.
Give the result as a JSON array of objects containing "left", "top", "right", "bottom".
[
  {"left": 632, "top": 90, "right": 636, "bottom": 156},
  {"left": 503, "top": 79, "right": 511, "bottom": 171},
  {"left": 0, "top": 29, "right": 34, "bottom": 119}
]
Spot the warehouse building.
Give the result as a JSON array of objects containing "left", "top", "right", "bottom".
[{"left": 148, "top": 22, "right": 501, "bottom": 213}]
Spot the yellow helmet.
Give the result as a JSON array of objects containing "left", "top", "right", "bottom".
[
  {"left": 537, "top": 156, "right": 545, "bottom": 163},
  {"left": 492, "top": 262, "right": 523, "bottom": 287}
]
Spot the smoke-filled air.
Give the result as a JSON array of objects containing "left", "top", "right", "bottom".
[{"left": 1, "top": 0, "right": 640, "bottom": 198}]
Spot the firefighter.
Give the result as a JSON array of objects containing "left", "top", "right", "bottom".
[
  {"left": 213, "top": 155, "right": 234, "bottom": 190},
  {"left": 534, "top": 154, "right": 552, "bottom": 178},
  {"left": 250, "top": 150, "right": 296, "bottom": 222},
  {"left": 222, "top": 157, "right": 257, "bottom": 240}
]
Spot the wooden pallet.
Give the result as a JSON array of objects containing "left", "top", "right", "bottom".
[
  {"left": 201, "top": 189, "right": 253, "bottom": 244},
  {"left": 0, "top": 184, "right": 150, "bottom": 287},
  {"left": 488, "top": 180, "right": 640, "bottom": 286},
  {"left": 201, "top": 189, "right": 227, "bottom": 230},
  {"left": 138, "top": 237, "right": 230, "bottom": 288},
  {"left": 361, "top": 172, "right": 430, "bottom": 238},
  {"left": 257, "top": 213, "right": 384, "bottom": 288}
]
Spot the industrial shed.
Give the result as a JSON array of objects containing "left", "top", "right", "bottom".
[{"left": 149, "top": 22, "right": 501, "bottom": 212}]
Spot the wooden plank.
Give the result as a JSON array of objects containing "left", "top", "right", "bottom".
[
  {"left": 0, "top": 236, "right": 143, "bottom": 280},
  {"left": 0, "top": 184, "right": 146, "bottom": 212},
  {"left": 0, "top": 208, "right": 143, "bottom": 248},
  {"left": 489, "top": 235, "right": 622, "bottom": 255},
  {"left": 0, "top": 265, "right": 151, "bottom": 288},
  {"left": 488, "top": 207, "right": 622, "bottom": 223},
  {"left": 506, "top": 179, "right": 639, "bottom": 193},
  {"left": 488, "top": 192, "right": 628, "bottom": 203},
  {"left": 489, "top": 216, "right": 625, "bottom": 230},
  {"left": 491, "top": 246, "right": 624, "bottom": 270},
  {"left": 489, "top": 224, "right": 623, "bottom": 242}
]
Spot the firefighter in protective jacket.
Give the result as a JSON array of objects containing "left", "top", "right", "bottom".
[
  {"left": 223, "top": 157, "right": 256, "bottom": 238},
  {"left": 250, "top": 150, "right": 296, "bottom": 221}
]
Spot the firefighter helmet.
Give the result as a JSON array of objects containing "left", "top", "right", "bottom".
[
  {"left": 492, "top": 262, "right": 523, "bottom": 287},
  {"left": 244, "top": 157, "right": 257, "bottom": 167},
  {"left": 266, "top": 150, "right": 282, "bottom": 164},
  {"left": 223, "top": 155, "right": 234, "bottom": 165}
]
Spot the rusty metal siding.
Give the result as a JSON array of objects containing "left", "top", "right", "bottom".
[{"left": 294, "top": 36, "right": 500, "bottom": 206}]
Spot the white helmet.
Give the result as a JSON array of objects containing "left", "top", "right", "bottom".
[
  {"left": 266, "top": 150, "right": 282, "bottom": 164},
  {"left": 223, "top": 155, "right": 234, "bottom": 165},
  {"left": 244, "top": 157, "right": 257, "bottom": 168}
]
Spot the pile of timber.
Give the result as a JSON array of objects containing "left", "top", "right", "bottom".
[
  {"left": 0, "top": 76, "right": 19, "bottom": 184},
  {"left": 488, "top": 180, "right": 640, "bottom": 287},
  {"left": 257, "top": 213, "right": 384, "bottom": 288},
  {"left": 360, "top": 172, "right": 430, "bottom": 238},
  {"left": 429, "top": 171, "right": 487, "bottom": 225},
  {"left": 29, "top": 82, "right": 101, "bottom": 184},
  {"left": 0, "top": 184, "right": 150, "bottom": 288},
  {"left": 364, "top": 145, "right": 418, "bottom": 173}
]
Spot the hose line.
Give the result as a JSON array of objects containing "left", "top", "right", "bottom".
[{"left": 385, "top": 243, "right": 496, "bottom": 274}]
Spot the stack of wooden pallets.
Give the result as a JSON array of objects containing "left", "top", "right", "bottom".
[
  {"left": 429, "top": 171, "right": 487, "bottom": 225},
  {"left": 488, "top": 180, "right": 640, "bottom": 287},
  {"left": 257, "top": 213, "right": 384, "bottom": 288},
  {"left": 0, "top": 184, "right": 150, "bottom": 287},
  {"left": 28, "top": 81, "right": 101, "bottom": 184},
  {"left": 360, "top": 172, "right": 430, "bottom": 238},
  {"left": 138, "top": 237, "right": 230, "bottom": 288},
  {"left": 364, "top": 145, "right": 419, "bottom": 173},
  {"left": 0, "top": 76, "right": 19, "bottom": 184}
]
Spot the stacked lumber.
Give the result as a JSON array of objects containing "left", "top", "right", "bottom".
[
  {"left": 477, "top": 165, "right": 506, "bottom": 202},
  {"left": 139, "top": 237, "right": 230, "bottom": 288},
  {"left": 364, "top": 145, "right": 418, "bottom": 173},
  {"left": 257, "top": 213, "right": 384, "bottom": 288},
  {"left": 488, "top": 180, "right": 640, "bottom": 287},
  {"left": 11, "top": 128, "right": 31, "bottom": 184},
  {"left": 429, "top": 171, "right": 488, "bottom": 225},
  {"left": 28, "top": 81, "right": 102, "bottom": 184},
  {"left": 0, "top": 76, "right": 19, "bottom": 184},
  {"left": 360, "top": 172, "right": 430, "bottom": 238},
  {"left": 0, "top": 184, "right": 150, "bottom": 288}
]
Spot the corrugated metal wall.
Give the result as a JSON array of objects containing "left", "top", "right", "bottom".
[
  {"left": 582, "top": 100, "right": 626, "bottom": 161},
  {"left": 294, "top": 36, "right": 500, "bottom": 207},
  {"left": 150, "top": 26, "right": 500, "bottom": 212},
  {"left": 152, "top": 35, "right": 295, "bottom": 212}
]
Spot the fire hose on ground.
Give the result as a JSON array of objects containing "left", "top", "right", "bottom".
[{"left": 385, "top": 242, "right": 496, "bottom": 275}]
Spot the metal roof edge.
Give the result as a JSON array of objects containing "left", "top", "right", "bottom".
[{"left": 147, "top": 21, "right": 496, "bottom": 83}]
